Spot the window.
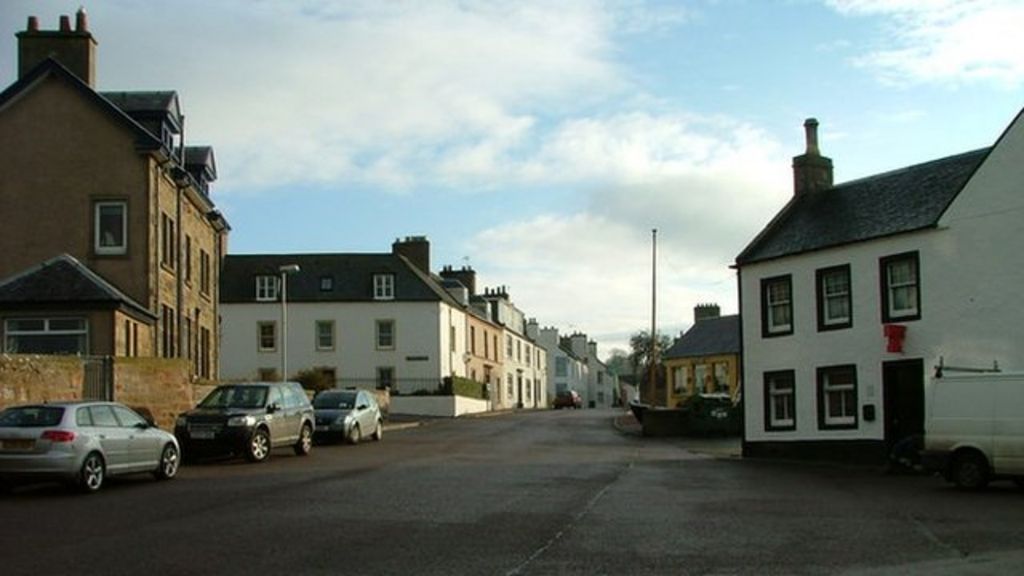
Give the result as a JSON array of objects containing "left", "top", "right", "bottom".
[
  {"left": 4, "top": 318, "right": 87, "bottom": 354},
  {"left": 507, "top": 374, "right": 514, "bottom": 399},
  {"left": 450, "top": 325, "right": 456, "bottom": 352},
  {"left": 112, "top": 405, "right": 147, "bottom": 428},
  {"left": 373, "top": 274, "right": 395, "bottom": 300},
  {"left": 376, "top": 320, "right": 395, "bottom": 349},
  {"left": 484, "top": 331, "right": 490, "bottom": 359},
  {"left": 258, "top": 321, "right": 276, "bottom": 352},
  {"left": 320, "top": 276, "right": 334, "bottom": 291},
  {"left": 199, "top": 326, "right": 211, "bottom": 378},
  {"left": 764, "top": 370, "right": 796, "bottom": 431},
  {"left": 506, "top": 336, "right": 513, "bottom": 357},
  {"left": 694, "top": 364, "right": 708, "bottom": 393},
  {"left": 161, "top": 305, "right": 176, "bottom": 357},
  {"left": 470, "top": 326, "right": 477, "bottom": 354},
  {"left": 713, "top": 363, "right": 729, "bottom": 394},
  {"left": 184, "top": 235, "right": 193, "bottom": 284},
  {"left": 316, "top": 320, "right": 334, "bottom": 350},
  {"left": 255, "top": 275, "right": 278, "bottom": 301},
  {"left": 94, "top": 201, "right": 127, "bottom": 255},
  {"left": 200, "top": 250, "right": 211, "bottom": 295},
  {"left": 377, "top": 367, "right": 394, "bottom": 390},
  {"left": 525, "top": 346, "right": 531, "bottom": 367},
  {"left": 818, "top": 365, "right": 858, "bottom": 429},
  {"left": 817, "top": 265, "right": 852, "bottom": 330},
  {"left": 761, "top": 275, "right": 793, "bottom": 336},
  {"left": 672, "top": 367, "right": 685, "bottom": 393},
  {"left": 881, "top": 252, "right": 920, "bottom": 322},
  {"left": 160, "top": 212, "right": 176, "bottom": 269},
  {"left": 555, "top": 357, "right": 568, "bottom": 377},
  {"left": 516, "top": 340, "right": 522, "bottom": 362}
]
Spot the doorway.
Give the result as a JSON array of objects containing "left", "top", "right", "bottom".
[{"left": 882, "top": 359, "right": 925, "bottom": 450}]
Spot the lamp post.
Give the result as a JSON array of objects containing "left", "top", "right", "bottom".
[{"left": 279, "top": 264, "right": 300, "bottom": 381}]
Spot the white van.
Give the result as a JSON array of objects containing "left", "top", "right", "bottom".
[{"left": 922, "top": 372, "right": 1024, "bottom": 489}]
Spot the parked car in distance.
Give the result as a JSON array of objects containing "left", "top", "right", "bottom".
[
  {"left": 553, "top": 390, "right": 583, "bottom": 410},
  {"left": 0, "top": 401, "right": 179, "bottom": 493},
  {"left": 313, "top": 388, "right": 383, "bottom": 444},
  {"left": 175, "top": 382, "right": 314, "bottom": 463},
  {"left": 922, "top": 372, "right": 1024, "bottom": 490}
]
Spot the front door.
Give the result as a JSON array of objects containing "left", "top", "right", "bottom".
[{"left": 883, "top": 359, "right": 925, "bottom": 450}]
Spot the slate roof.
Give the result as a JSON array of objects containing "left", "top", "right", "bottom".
[
  {"left": 220, "top": 253, "right": 462, "bottom": 307},
  {"left": 0, "top": 254, "right": 154, "bottom": 319},
  {"left": 735, "top": 148, "right": 990, "bottom": 265},
  {"left": 99, "top": 90, "right": 180, "bottom": 118},
  {"left": 663, "top": 315, "right": 740, "bottom": 360}
]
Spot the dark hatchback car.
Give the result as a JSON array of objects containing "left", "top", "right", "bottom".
[
  {"left": 175, "top": 382, "right": 314, "bottom": 463},
  {"left": 553, "top": 390, "right": 582, "bottom": 409}
]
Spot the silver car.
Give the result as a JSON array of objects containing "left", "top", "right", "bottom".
[
  {"left": 0, "top": 401, "right": 180, "bottom": 493},
  {"left": 313, "top": 389, "right": 383, "bottom": 444}
]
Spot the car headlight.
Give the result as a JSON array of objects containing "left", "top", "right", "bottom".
[
  {"left": 340, "top": 415, "right": 353, "bottom": 427},
  {"left": 227, "top": 415, "right": 257, "bottom": 427}
]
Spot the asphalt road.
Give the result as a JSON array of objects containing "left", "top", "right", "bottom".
[{"left": 1, "top": 409, "right": 1023, "bottom": 575}]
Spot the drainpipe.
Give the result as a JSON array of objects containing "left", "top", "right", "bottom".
[{"left": 176, "top": 115, "right": 186, "bottom": 366}]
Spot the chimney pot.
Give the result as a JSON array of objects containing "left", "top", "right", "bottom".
[
  {"left": 27, "top": 16, "right": 39, "bottom": 32},
  {"left": 59, "top": 15, "right": 71, "bottom": 32},
  {"left": 804, "top": 118, "right": 820, "bottom": 156},
  {"left": 75, "top": 8, "right": 88, "bottom": 32}
]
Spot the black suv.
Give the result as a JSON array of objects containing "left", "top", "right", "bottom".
[{"left": 175, "top": 382, "right": 314, "bottom": 463}]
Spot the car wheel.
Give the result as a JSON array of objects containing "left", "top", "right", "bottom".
[
  {"left": 348, "top": 423, "right": 362, "bottom": 445},
  {"left": 78, "top": 452, "right": 105, "bottom": 493},
  {"left": 372, "top": 419, "right": 383, "bottom": 442},
  {"left": 154, "top": 443, "right": 180, "bottom": 480},
  {"left": 951, "top": 451, "right": 989, "bottom": 490},
  {"left": 294, "top": 423, "right": 313, "bottom": 456},
  {"left": 245, "top": 428, "right": 271, "bottom": 463}
]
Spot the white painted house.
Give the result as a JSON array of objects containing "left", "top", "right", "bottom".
[
  {"left": 736, "top": 111, "right": 1024, "bottom": 464},
  {"left": 220, "top": 238, "right": 468, "bottom": 394},
  {"left": 476, "top": 287, "right": 548, "bottom": 409},
  {"left": 528, "top": 323, "right": 588, "bottom": 406}
]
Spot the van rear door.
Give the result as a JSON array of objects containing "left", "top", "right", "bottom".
[{"left": 993, "top": 377, "right": 1024, "bottom": 475}]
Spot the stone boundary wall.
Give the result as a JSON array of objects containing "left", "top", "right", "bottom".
[
  {"left": 0, "top": 354, "right": 217, "bottom": 430},
  {"left": 390, "top": 395, "right": 489, "bottom": 418}
]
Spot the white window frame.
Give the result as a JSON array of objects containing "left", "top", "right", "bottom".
[
  {"left": 820, "top": 266, "right": 852, "bottom": 327},
  {"left": 316, "top": 320, "right": 335, "bottom": 351},
  {"left": 819, "top": 366, "right": 857, "bottom": 429},
  {"left": 94, "top": 201, "right": 127, "bottom": 255},
  {"left": 4, "top": 317, "right": 88, "bottom": 354},
  {"left": 884, "top": 254, "right": 919, "bottom": 321},
  {"left": 765, "top": 371, "right": 795, "bottom": 430},
  {"left": 376, "top": 319, "right": 395, "bottom": 350},
  {"left": 255, "top": 275, "right": 278, "bottom": 302},
  {"left": 258, "top": 321, "right": 276, "bottom": 352},
  {"left": 373, "top": 274, "right": 395, "bottom": 301},
  {"left": 762, "top": 276, "right": 793, "bottom": 336}
]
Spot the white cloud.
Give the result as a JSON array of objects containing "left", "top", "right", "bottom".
[
  {"left": 52, "top": 0, "right": 682, "bottom": 194},
  {"left": 827, "top": 0, "right": 1024, "bottom": 87},
  {"left": 467, "top": 116, "right": 791, "bottom": 355}
]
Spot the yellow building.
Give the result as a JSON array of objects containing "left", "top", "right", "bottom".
[{"left": 663, "top": 305, "right": 741, "bottom": 407}]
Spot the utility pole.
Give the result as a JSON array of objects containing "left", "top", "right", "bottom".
[{"left": 649, "top": 228, "right": 657, "bottom": 403}]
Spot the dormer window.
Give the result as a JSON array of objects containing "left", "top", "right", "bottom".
[
  {"left": 374, "top": 274, "right": 395, "bottom": 300},
  {"left": 320, "top": 276, "right": 334, "bottom": 292},
  {"left": 255, "top": 275, "right": 278, "bottom": 301}
]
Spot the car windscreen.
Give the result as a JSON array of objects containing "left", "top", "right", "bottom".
[
  {"left": 313, "top": 391, "right": 357, "bottom": 410},
  {"left": 199, "top": 386, "right": 268, "bottom": 409},
  {"left": 0, "top": 406, "right": 65, "bottom": 427}
]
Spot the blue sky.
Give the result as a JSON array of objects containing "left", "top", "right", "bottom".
[{"left": 2, "top": 1, "right": 1022, "bottom": 357}]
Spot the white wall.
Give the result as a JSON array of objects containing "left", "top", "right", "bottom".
[
  {"left": 220, "top": 301, "right": 467, "bottom": 393},
  {"left": 742, "top": 116, "right": 1024, "bottom": 444}
]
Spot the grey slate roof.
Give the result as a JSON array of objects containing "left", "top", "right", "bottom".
[
  {"left": 735, "top": 148, "right": 990, "bottom": 265},
  {"left": 0, "top": 254, "right": 154, "bottom": 318},
  {"left": 221, "top": 253, "right": 462, "bottom": 307},
  {"left": 99, "top": 91, "right": 180, "bottom": 117},
  {"left": 663, "top": 315, "right": 740, "bottom": 360}
]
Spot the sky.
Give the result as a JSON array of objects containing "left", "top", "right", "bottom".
[{"left": 2, "top": 0, "right": 1022, "bottom": 359}]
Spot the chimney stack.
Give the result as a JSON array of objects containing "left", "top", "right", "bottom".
[
  {"left": 440, "top": 265, "right": 477, "bottom": 296},
  {"left": 392, "top": 236, "right": 430, "bottom": 274},
  {"left": 694, "top": 303, "right": 721, "bottom": 323},
  {"left": 17, "top": 8, "right": 98, "bottom": 87},
  {"left": 792, "top": 118, "right": 833, "bottom": 196}
]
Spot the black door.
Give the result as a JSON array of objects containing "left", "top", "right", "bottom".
[{"left": 882, "top": 359, "right": 925, "bottom": 449}]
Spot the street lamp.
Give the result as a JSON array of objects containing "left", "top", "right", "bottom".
[{"left": 279, "top": 263, "right": 300, "bottom": 381}]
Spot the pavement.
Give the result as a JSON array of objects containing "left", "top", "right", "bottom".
[{"left": 612, "top": 409, "right": 743, "bottom": 458}]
